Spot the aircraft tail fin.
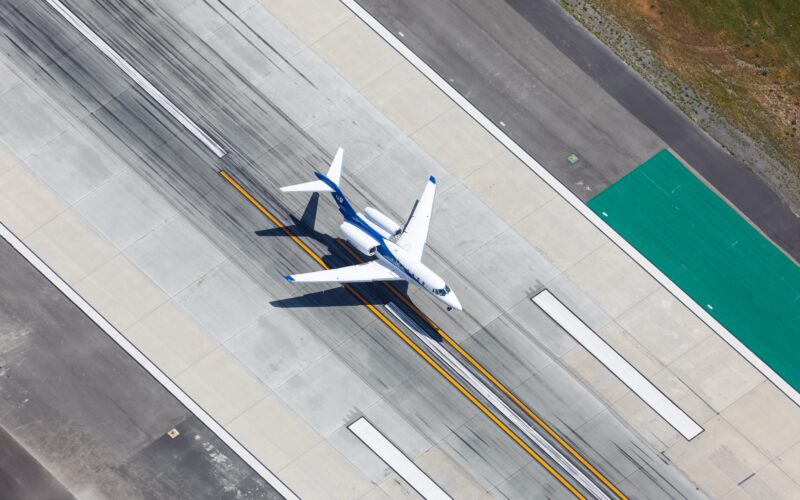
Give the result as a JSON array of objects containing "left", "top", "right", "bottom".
[{"left": 281, "top": 148, "right": 344, "bottom": 193}]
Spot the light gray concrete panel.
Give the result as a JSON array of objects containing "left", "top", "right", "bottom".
[
  {"left": 360, "top": 399, "right": 433, "bottom": 460},
  {"left": 175, "top": 0, "right": 229, "bottom": 39},
  {"left": 507, "top": 296, "right": 578, "bottom": 358},
  {"left": 382, "top": 367, "right": 477, "bottom": 445},
  {"left": 205, "top": 88, "right": 309, "bottom": 159},
  {"left": 193, "top": 23, "right": 280, "bottom": 90},
  {"left": 574, "top": 410, "right": 659, "bottom": 483},
  {"left": 354, "top": 136, "right": 457, "bottom": 220},
  {"left": 25, "top": 123, "right": 127, "bottom": 204},
  {"left": 328, "top": 424, "right": 392, "bottom": 485},
  {"left": 0, "top": 84, "right": 71, "bottom": 160},
  {"left": 0, "top": 0, "right": 86, "bottom": 70},
  {"left": 225, "top": 308, "right": 330, "bottom": 390},
  {"left": 34, "top": 40, "right": 135, "bottom": 122},
  {"left": 430, "top": 183, "right": 509, "bottom": 265},
  {"left": 125, "top": 215, "right": 227, "bottom": 296},
  {"left": 496, "top": 459, "right": 576, "bottom": 500},
  {"left": 277, "top": 352, "right": 381, "bottom": 437},
  {"left": 227, "top": 2, "right": 308, "bottom": 64},
  {"left": 440, "top": 414, "right": 532, "bottom": 490},
  {"left": 333, "top": 313, "right": 427, "bottom": 394},
  {"left": 458, "top": 315, "right": 553, "bottom": 390},
  {"left": 619, "top": 466, "right": 707, "bottom": 500},
  {"left": 219, "top": 0, "right": 260, "bottom": 16},
  {"left": 515, "top": 361, "right": 607, "bottom": 432},
  {"left": 457, "top": 229, "right": 560, "bottom": 311},
  {"left": 85, "top": 88, "right": 184, "bottom": 161},
  {"left": 73, "top": 168, "right": 177, "bottom": 250},
  {"left": 301, "top": 92, "right": 407, "bottom": 173},
  {"left": 176, "top": 258, "right": 275, "bottom": 342},
  {"left": 0, "top": 58, "right": 22, "bottom": 96},
  {"left": 544, "top": 273, "right": 614, "bottom": 332},
  {"left": 254, "top": 48, "right": 358, "bottom": 131}
]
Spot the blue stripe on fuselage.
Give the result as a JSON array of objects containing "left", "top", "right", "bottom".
[
  {"left": 315, "top": 172, "right": 386, "bottom": 244},
  {"left": 315, "top": 172, "right": 428, "bottom": 290}
]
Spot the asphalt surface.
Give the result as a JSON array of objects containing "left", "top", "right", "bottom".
[
  {"left": 357, "top": 0, "right": 800, "bottom": 262},
  {"left": 0, "top": 238, "right": 280, "bottom": 499},
  {"left": 0, "top": 425, "right": 72, "bottom": 500},
  {"left": 0, "top": 0, "right": 704, "bottom": 497}
]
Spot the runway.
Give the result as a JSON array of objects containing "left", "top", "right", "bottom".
[{"left": 0, "top": 0, "right": 787, "bottom": 498}]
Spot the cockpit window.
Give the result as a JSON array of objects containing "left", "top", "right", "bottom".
[{"left": 433, "top": 284, "right": 451, "bottom": 296}]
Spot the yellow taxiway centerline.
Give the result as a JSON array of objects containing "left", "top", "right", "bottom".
[
  {"left": 219, "top": 169, "right": 586, "bottom": 499},
  {"left": 334, "top": 240, "right": 627, "bottom": 500}
]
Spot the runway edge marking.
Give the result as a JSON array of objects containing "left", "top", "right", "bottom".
[
  {"left": 0, "top": 220, "right": 298, "bottom": 500},
  {"left": 335, "top": 240, "right": 627, "bottom": 500},
  {"left": 338, "top": 0, "right": 800, "bottom": 408},
  {"left": 219, "top": 170, "right": 587, "bottom": 500},
  {"left": 533, "top": 290, "right": 703, "bottom": 440},
  {"left": 44, "top": 0, "right": 227, "bottom": 158}
]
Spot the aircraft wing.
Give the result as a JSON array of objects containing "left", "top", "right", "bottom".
[
  {"left": 285, "top": 260, "right": 403, "bottom": 283},
  {"left": 397, "top": 176, "right": 436, "bottom": 261}
]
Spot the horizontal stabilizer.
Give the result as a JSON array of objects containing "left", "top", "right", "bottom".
[
  {"left": 280, "top": 179, "right": 334, "bottom": 193},
  {"left": 281, "top": 147, "right": 345, "bottom": 193}
]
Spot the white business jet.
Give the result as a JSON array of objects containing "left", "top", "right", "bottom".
[{"left": 281, "top": 148, "right": 462, "bottom": 311}]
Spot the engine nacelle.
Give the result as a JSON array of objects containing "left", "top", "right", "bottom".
[
  {"left": 340, "top": 221, "right": 379, "bottom": 256},
  {"left": 364, "top": 207, "right": 402, "bottom": 237}
]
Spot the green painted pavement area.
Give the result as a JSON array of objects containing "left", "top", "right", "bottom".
[{"left": 588, "top": 149, "right": 800, "bottom": 390}]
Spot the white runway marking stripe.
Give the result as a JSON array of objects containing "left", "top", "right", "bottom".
[
  {"left": 341, "top": 0, "right": 800, "bottom": 408},
  {"left": 44, "top": 0, "right": 227, "bottom": 158},
  {"left": 533, "top": 291, "right": 703, "bottom": 440},
  {"left": 0, "top": 220, "right": 297, "bottom": 499},
  {"left": 349, "top": 417, "right": 451, "bottom": 500},
  {"left": 386, "top": 303, "right": 611, "bottom": 500}
]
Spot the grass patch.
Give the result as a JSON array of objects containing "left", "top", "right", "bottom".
[{"left": 583, "top": 0, "right": 800, "bottom": 190}]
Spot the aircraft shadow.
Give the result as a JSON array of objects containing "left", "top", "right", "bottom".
[
  {"left": 257, "top": 193, "right": 410, "bottom": 308},
  {"left": 270, "top": 286, "right": 369, "bottom": 309}
]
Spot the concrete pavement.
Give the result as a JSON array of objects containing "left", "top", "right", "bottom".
[{"left": 0, "top": 0, "right": 797, "bottom": 498}]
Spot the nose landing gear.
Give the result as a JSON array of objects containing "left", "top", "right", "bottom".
[{"left": 446, "top": 306, "right": 453, "bottom": 311}]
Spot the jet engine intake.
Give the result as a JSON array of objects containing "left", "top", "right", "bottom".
[
  {"left": 364, "top": 207, "right": 402, "bottom": 237},
  {"left": 340, "top": 221, "right": 379, "bottom": 256}
]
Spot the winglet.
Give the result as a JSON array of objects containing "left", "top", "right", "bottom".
[
  {"left": 429, "top": 175, "right": 436, "bottom": 185},
  {"left": 327, "top": 147, "right": 344, "bottom": 186},
  {"left": 284, "top": 275, "right": 295, "bottom": 282}
]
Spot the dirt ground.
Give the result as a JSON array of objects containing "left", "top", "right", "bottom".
[{"left": 560, "top": 0, "right": 800, "bottom": 214}]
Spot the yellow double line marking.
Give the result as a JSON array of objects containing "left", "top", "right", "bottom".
[
  {"left": 220, "top": 170, "right": 621, "bottom": 499},
  {"left": 336, "top": 241, "right": 626, "bottom": 499}
]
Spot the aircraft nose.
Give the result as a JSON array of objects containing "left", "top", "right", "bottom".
[{"left": 446, "top": 292, "right": 462, "bottom": 311}]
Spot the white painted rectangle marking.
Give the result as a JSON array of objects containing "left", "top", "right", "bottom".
[
  {"left": 349, "top": 417, "right": 451, "bottom": 500},
  {"left": 44, "top": 0, "right": 226, "bottom": 158},
  {"left": 533, "top": 290, "right": 703, "bottom": 440},
  {"left": 0, "top": 221, "right": 296, "bottom": 498}
]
